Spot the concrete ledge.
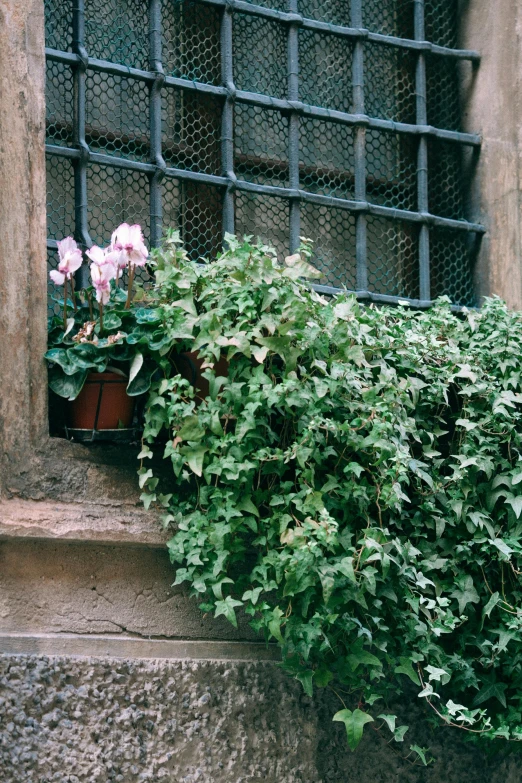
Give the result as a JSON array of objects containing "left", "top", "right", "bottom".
[
  {"left": 0, "top": 498, "right": 166, "bottom": 547},
  {"left": 0, "top": 632, "right": 280, "bottom": 662}
]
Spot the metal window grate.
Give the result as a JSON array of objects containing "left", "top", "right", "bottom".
[{"left": 45, "top": 0, "right": 484, "bottom": 310}]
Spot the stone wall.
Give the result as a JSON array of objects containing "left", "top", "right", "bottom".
[
  {"left": 2, "top": 653, "right": 522, "bottom": 783},
  {"left": 461, "top": 0, "right": 522, "bottom": 308}
]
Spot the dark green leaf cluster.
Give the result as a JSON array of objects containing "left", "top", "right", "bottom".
[
  {"left": 46, "top": 287, "right": 165, "bottom": 399},
  {"left": 140, "top": 232, "right": 522, "bottom": 756}
]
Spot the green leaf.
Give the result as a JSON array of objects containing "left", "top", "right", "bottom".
[
  {"left": 410, "top": 745, "right": 430, "bottom": 766},
  {"left": 182, "top": 445, "right": 208, "bottom": 477},
  {"left": 268, "top": 606, "right": 284, "bottom": 642},
  {"left": 135, "top": 307, "right": 162, "bottom": 324},
  {"left": 214, "top": 596, "right": 243, "bottom": 629},
  {"left": 451, "top": 575, "right": 480, "bottom": 615},
  {"left": 47, "top": 366, "right": 87, "bottom": 400},
  {"left": 394, "top": 657, "right": 420, "bottom": 686},
  {"left": 296, "top": 670, "right": 314, "bottom": 698},
  {"left": 237, "top": 496, "right": 260, "bottom": 517},
  {"left": 394, "top": 725, "right": 409, "bottom": 742},
  {"left": 128, "top": 352, "right": 143, "bottom": 385},
  {"left": 473, "top": 677, "right": 508, "bottom": 708},
  {"left": 347, "top": 639, "right": 382, "bottom": 671},
  {"left": 103, "top": 311, "right": 122, "bottom": 330},
  {"left": 127, "top": 360, "right": 155, "bottom": 396},
  {"left": 482, "top": 591, "right": 500, "bottom": 622},
  {"left": 178, "top": 415, "right": 205, "bottom": 442},
  {"left": 378, "top": 714, "right": 397, "bottom": 733},
  {"left": 314, "top": 667, "right": 334, "bottom": 687},
  {"left": 489, "top": 538, "right": 514, "bottom": 558},
  {"left": 505, "top": 494, "right": 522, "bottom": 519},
  {"left": 333, "top": 709, "right": 374, "bottom": 751}
]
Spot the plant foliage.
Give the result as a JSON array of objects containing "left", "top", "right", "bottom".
[
  {"left": 140, "top": 231, "right": 522, "bottom": 758},
  {"left": 46, "top": 283, "right": 165, "bottom": 400}
]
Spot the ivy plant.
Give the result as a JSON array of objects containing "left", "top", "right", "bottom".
[{"left": 140, "top": 231, "right": 522, "bottom": 762}]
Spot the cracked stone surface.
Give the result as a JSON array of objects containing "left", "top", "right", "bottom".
[
  {"left": 0, "top": 540, "right": 257, "bottom": 640},
  {"left": 1, "top": 655, "right": 522, "bottom": 783}
]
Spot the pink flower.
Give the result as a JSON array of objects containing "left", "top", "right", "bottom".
[
  {"left": 110, "top": 223, "right": 148, "bottom": 268},
  {"left": 49, "top": 237, "right": 83, "bottom": 285},
  {"left": 86, "top": 244, "right": 118, "bottom": 277},
  {"left": 90, "top": 262, "right": 115, "bottom": 305}
]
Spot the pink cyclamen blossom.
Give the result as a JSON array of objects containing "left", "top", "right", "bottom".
[
  {"left": 110, "top": 223, "right": 148, "bottom": 268},
  {"left": 49, "top": 236, "right": 83, "bottom": 286},
  {"left": 90, "top": 261, "right": 115, "bottom": 305},
  {"left": 86, "top": 244, "right": 118, "bottom": 277}
]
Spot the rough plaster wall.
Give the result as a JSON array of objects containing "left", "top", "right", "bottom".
[
  {"left": 460, "top": 0, "right": 522, "bottom": 308},
  {"left": 1, "top": 655, "right": 521, "bottom": 783},
  {"left": 0, "top": 0, "right": 48, "bottom": 465}
]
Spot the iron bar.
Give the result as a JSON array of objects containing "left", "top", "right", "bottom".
[
  {"left": 415, "top": 0, "right": 430, "bottom": 301},
  {"left": 72, "top": 0, "right": 91, "bottom": 288},
  {"left": 288, "top": 0, "right": 300, "bottom": 253},
  {"left": 149, "top": 0, "right": 166, "bottom": 247},
  {"left": 194, "top": 0, "right": 480, "bottom": 61},
  {"left": 221, "top": 6, "right": 235, "bottom": 235},
  {"left": 351, "top": 0, "right": 367, "bottom": 292},
  {"left": 45, "top": 50, "right": 482, "bottom": 146},
  {"left": 46, "top": 143, "right": 485, "bottom": 234}
]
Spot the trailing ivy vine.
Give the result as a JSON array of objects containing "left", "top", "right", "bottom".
[{"left": 140, "top": 231, "right": 522, "bottom": 761}]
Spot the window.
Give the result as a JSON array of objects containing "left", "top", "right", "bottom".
[{"left": 45, "top": 0, "right": 483, "bottom": 309}]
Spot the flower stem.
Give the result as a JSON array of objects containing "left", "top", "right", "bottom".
[
  {"left": 63, "top": 277, "right": 68, "bottom": 331},
  {"left": 99, "top": 301, "right": 104, "bottom": 336},
  {"left": 88, "top": 291, "right": 93, "bottom": 321},
  {"left": 125, "top": 263, "right": 135, "bottom": 310},
  {"left": 71, "top": 275, "right": 77, "bottom": 312}
]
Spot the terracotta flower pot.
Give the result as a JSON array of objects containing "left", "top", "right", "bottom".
[
  {"left": 171, "top": 351, "right": 229, "bottom": 400},
  {"left": 66, "top": 371, "right": 135, "bottom": 430}
]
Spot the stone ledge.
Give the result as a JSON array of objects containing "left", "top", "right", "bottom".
[
  {"left": 0, "top": 498, "right": 166, "bottom": 547},
  {"left": 0, "top": 632, "right": 280, "bottom": 662}
]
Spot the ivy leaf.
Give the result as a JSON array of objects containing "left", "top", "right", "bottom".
[
  {"left": 296, "top": 670, "right": 314, "bottom": 697},
  {"left": 268, "top": 606, "right": 285, "bottom": 643},
  {"left": 394, "top": 725, "right": 409, "bottom": 742},
  {"left": 504, "top": 495, "right": 522, "bottom": 519},
  {"left": 242, "top": 587, "right": 263, "bottom": 605},
  {"left": 347, "top": 639, "right": 382, "bottom": 671},
  {"left": 237, "top": 496, "right": 260, "bottom": 517},
  {"left": 178, "top": 415, "right": 205, "bottom": 442},
  {"left": 482, "top": 592, "right": 500, "bottom": 626},
  {"left": 451, "top": 575, "right": 480, "bottom": 615},
  {"left": 333, "top": 709, "right": 374, "bottom": 751},
  {"left": 252, "top": 345, "right": 269, "bottom": 364},
  {"left": 410, "top": 745, "right": 430, "bottom": 766},
  {"left": 425, "top": 665, "right": 450, "bottom": 683},
  {"left": 378, "top": 714, "right": 397, "bottom": 733},
  {"left": 214, "top": 596, "right": 243, "bottom": 629},
  {"left": 182, "top": 445, "right": 208, "bottom": 477},
  {"left": 489, "top": 538, "right": 514, "bottom": 559},
  {"left": 314, "top": 667, "right": 334, "bottom": 687},
  {"left": 473, "top": 676, "right": 508, "bottom": 708},
  {"left": 394, "top": 657, "right": 420, "bottom": 686}
]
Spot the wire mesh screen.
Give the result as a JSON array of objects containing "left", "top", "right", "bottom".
[{"left": 45, "top": 0, "right": 483, "bottom": 310}]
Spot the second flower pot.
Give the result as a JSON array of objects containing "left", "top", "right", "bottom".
[{"left": 171, "top": 351, "right": 229, "bottom": 400}]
